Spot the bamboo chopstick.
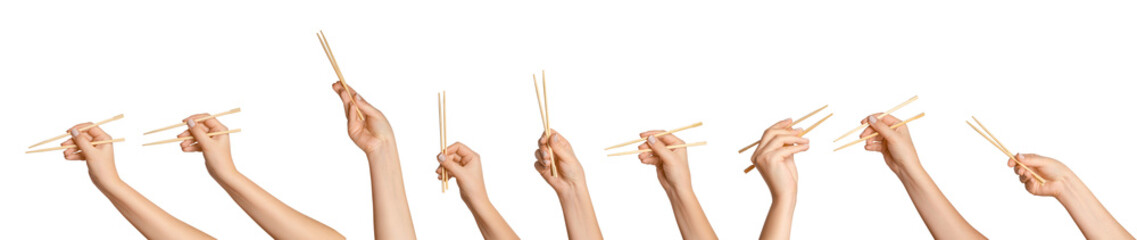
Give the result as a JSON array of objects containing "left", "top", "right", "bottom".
[
  {"left": 143, "top": 108, "right": 241, "bottom": 135},
  {"left": 833, "top": 95, "right": 918, "bottom": 142},
  {"left": 739, "top": 105, "right": 828, "bottom": 154},
  {"left": 141, "top": 129, "right": 242, "bottom": 146},
  {"left": 28, "top": 114, "right": 124, "bottom": 149},
  {"left": 317, "top": 31, "right": 365, "bottom": 121},
  {"left": 607, "top": 122, "right": 704, "bottom": 151},
  {"left": 606, "top": 141, "right": 708, "bottom": 157},
  {"left": 832, "top": 113, "right": 925, "bottom": 151},
  {"left": 967, "top": 117, "right": 1046, "bottom": 184},
  {"left": 25, "top": 138, "right": 126, "bottom": 154},
  {"left": 743, "top": 113, "right": 833, "bottom": 173},
  {"left": 533, "top": 71, "right": 557, "bottom": 177},
  {"left": 438, "top": 91, "right": 449, "bottom": 192}
]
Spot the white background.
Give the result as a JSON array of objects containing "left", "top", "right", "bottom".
[{"left": 2, "top": 0, "right": 1135, "bottom": 239}]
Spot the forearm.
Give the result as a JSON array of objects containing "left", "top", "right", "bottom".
[
  {"left": 463, "top": 195, "right": 520, "bottom": 240},
  {"left": 367, "top": 143, "right": 417, "bottom": 240},
  {"left": 92, "top": 174, "right": 213, "bottom": 240},
  {"left": 556, "top": 185, "right": 603, "bottom": 240},
  {"left": 208, "top": 166, "right": 343, "bottom": 240},
  {"left": 1055, "top": 178, "right": 1134, "bottom": 240},
  {"left": 759, "top": 196, "right": 795, "bottom": 240},
  {"left": 665, "top": 185, "right": 717, "bottom": 240},
  {"left": 895, "top": 164, "right": 985, "bottom": 240}
]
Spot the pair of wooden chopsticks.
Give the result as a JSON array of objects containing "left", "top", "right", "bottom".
[
  {"left": 438, "top": 91, "right": 450, "bottom": 192},
  {"left": 832, "top": 112, "right": 926, "bottom": 151},
  {"left": 533, "top": 71, "right": 558, "bottom": 177},
  {"left": 967, "top": 116, "right": 1046, "bottom": 184},
  {"left": 740, "top": 105, "right": 833, "bottom": 173},
  {"left": 141, "top": 108, "right": 243, "bottom": 146},
  {"left": 833, "top": 96, "right": 919, "bottom": 142},
  {"left": 26, "top": 114, "right": 126, "bottom": 154},
  {"left": 605, "top": 122, "right": 707, "bottom": 157},
  {"left": 318, "top": 31, "right": 364, "bottom": 121}
]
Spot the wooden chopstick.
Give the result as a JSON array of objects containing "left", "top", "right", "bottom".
[
  {"left": 967, "top": 117, "right": 1047, "bottom": 184},
  {"left": 141, "top": 129, "right": 242, "bottom": 146},
  {"left": 607, "top": 122, "right": 704, "bottom": 151},
  {"left": 25, "top": 138, "right": 126, "bottom": 154},
  {"left": 606, "top": 141, "right": 708, "bottom": 157},
  {"left": 738, "top": 105, "right": 828, "bottom": 153},
  {"left": 143, "top": 108, "right": 241, "bottom": 135},
  {"left": 29, "top": 114, "right": 124, "bottom": 149},
  {"left": 317, "top": 31, "right": 365, "bottom": 121},
  {"left": 832, "top": 112, "right": 925, "bottom": 151},
  {"left": 833, "top": 95, "right": 919, "bottom": 142},
  {"left": 743, "top": 113, "right": 833, "bottom": 173},
  {"left": 533, "top": 71, "right": 557, "bottom": 177},
  {"left": 438, "top": 92, "right": 449, "bottom": 192}
]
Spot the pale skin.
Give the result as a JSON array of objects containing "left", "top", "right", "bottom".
[
  {"left": 634, "top": 131, "right": 717, "bottom": 240},
  {"left": 533, "top": 130, "right": 604, "bottom": 239},
  {"left": 332, "top": 82, "right": 417, "bottom": 239},
  {"left": 1008, "top": 153, "right": 1134, "bottom": 239},
  {"left": 60, "top": 123, "right": 214, "bottom": 240},
  {"left": 175, "top": 115, "right": 343, "bottom": 240},
  {"left": 749, "top": 118, "right": 810, "bottom": 240},
  {"left": 859, "top": 113, "right": 986, "bottom": 239},
  {"left": 435, "top": 143, "right": 520, "bottom": 240}
]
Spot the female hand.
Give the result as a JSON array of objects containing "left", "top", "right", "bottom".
[
  {"left": 437, "top": 142, "right": 488, "bottom": 200},
  {"left": 860, "top": 113, "right": 920, "bottom": 174},
  {"left": 1010, "top": 153, "right": 1076, "bottom": 198},
  {"left": 332, "top": 82, "right": 396, "bottom": 156},
  {"left": 62, "top": 123, "right": 118, "bottom": 180},
  {"left": 177, "top": 114, "right": 234, "bottom": 171},
  {"left": 751, "top": 118, "right": 809, "bottom": 199},
  {"left": 635, "top": 131, "right": 695, "bottom": 191},
  {"left": 533, "top": 130, "right": 587, "bottom": 193}
]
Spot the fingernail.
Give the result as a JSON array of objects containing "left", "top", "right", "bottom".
[
  {"left": 70, "top": 129, "right": 79, "bottom": 137},
  {"left": 543, "top": 160, "right": 551, "bottom": 166},
  {"left": 784, "top": 118, "right": 792, "bottom": 122},
  {"left": 794, "top": 128, "right": 803, "bottom": 131},
  {"left": 551, "top": 134, "right": 558, "bottom": 144},
  {"left": 868, "top": 115, "right": 878, "bottom": 124},
  {"left": 647, "top": 135, "right": 657, "bottom": 144},
  {"left": 437, "top": 154, "right": 445, "bottom": 163},
  {"left": 541, "top": 150, "right": 548, "bottom": 159},
  {"left": 355, "top": 93, "right": 362, "bottom": 101},
  {"left": 187, "top": 120, "right": 196, "bottom": 128}
]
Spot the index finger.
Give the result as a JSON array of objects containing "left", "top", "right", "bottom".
[{"left": 445, "top": 142, "right": 479, "bottom": 159}]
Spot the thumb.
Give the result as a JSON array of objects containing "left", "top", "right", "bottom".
[
  {"left": 1016, "top": 153, "right": 1046, "bottom": 168},
  {"left": 70, "top": 129, "right": 96, "bottom": 153},
  {"left": 866, "top": 115, "right": 901, "bottom": 142}
]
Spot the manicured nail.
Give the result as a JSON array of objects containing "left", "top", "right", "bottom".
[
  {"left": 187, "top": 120, "right": 196, "bottom": 128},
  {"left": 437, "top": 154, "right": 445, "bottom": 163},
  {"left": 355, "top": 93, "right": 362, "bottom": 101},
  {"left": 794, "top": 128, "right": 804, "bottom": 131},
  {"left": 868, "top": 115, "right": 878, "bottom": 124},
  {"left": 70, "top": 129, "right": 79, "bottom": 137},
  {"left": 648, "top": 135, "right": 657, "bottom": 144},
  {"left": 543, "top": 160, "right": 551, "bottom": 166},
  {"left": 551, "top": 133, "right": 559, "bottom": 144}
]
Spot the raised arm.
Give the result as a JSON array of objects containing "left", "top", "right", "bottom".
[
  {"left": 176, "top": 115, "right": 342, "bottom": 240},
  {"left": 332, "top": 82, "right": 416, "bottom": 239},
  {"left": 62, "top": 123, "right": 213, "bottom": 240},
  {"left": 860, "top": 114, "right": 986, "bottom": 239},
  {"left": 634, "top": 131, "right": 717, "bottom": 239},
  {"left": 534, "top": 130, "right": 603, "bottom": 239},
  {"left": 749, "top": 119, "right": 810, "bottom": 240},
  {"left": 436, "top": 142, "right": 519, "bottom": 240},
  {"left": 1008, "top": 154, "right": 1133, "bottom": 239}
]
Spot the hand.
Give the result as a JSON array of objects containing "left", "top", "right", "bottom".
[
  {"left": 1009, "top": 153, "right": 1077, "bottom": 198},
  {"left": 436, "top": 142, "right": 488, "bottom": 200},
  {"left": 860, "top": 113, "right": 920, "bottom": 175},
  {"left": 635, "top": 131, "right": 695, "bottom": 192},
  {"left": 332, "top": 82, "right": 395, "bottom": 156},
  {"left": 62, "top": 123, "right": 118, "bottom": 181},
  {"left": 533, "top": 130, "right": 587, "bottom": 193},
  {"left": 750, "top": 118, "right": 809, "bottom": 200},
  {"left": 177, "top": 114, "right": 234, "bottom": 171}
]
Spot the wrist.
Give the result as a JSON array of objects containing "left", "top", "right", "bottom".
[{"left": 1055, "top": 176, "right": 1089, "bottom": 203}]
